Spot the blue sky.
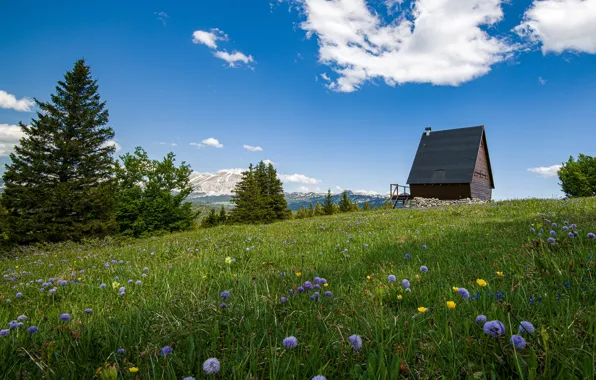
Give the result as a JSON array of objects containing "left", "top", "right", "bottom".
[{"left": 1, "top": 0, "right": 596, "bottom": 199}]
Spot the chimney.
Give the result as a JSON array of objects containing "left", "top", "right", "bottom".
[{"left": 425, "top": 127, "right": 431, "bottom": 136}]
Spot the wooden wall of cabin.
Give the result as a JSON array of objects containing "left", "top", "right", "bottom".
[
  {"left": 410, "top": 184, "right": 471, "bottom": 200},
  {"left": 471, "top": 133, "right": 492, "bottom": 200}
]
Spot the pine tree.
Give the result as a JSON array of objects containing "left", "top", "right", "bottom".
[
  {"left": 322, "top": 189, "right": 334, "bottom": 215},
  {"left": 1, "top": 59, "right": 117, "bottom": 244},
  {"left": 314, "top": 201, "right": 324, "bottom": 216},
  {"left": 253, "top": 161, "right": 272, "bottom": 222},
  {"left": 363, "top": 201, "right": 371, "bottom": 211},
  {"left": 308, "top": 202, "right": 314, "bottom": 217},
  {"left": 266, "top": 162, "right": 289, "bottom": 220},
  {"left": 350, "top": 200, "right": 360, "bottom": 211},
  {"left": 339, "top": 190, "right": 352, "bottom": 212},
  {"left": 218, "top": 206, "right": 227, "bottom": 224},
  {"left": 230, "top": 164, "right": 261, "bottom": 224}
]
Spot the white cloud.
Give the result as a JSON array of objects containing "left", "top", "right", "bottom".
[
  {"left": 297, "top": 185, "right": 322, "bottom": 192},
  {"left": 320, "top": 73, "right": 331, "bottom": 81},
  {"left": 213, "top": 50, "right": 255, "bottom": 67},
  {"left": 217, "top": 168, "right": 245, "bottom": 175},
  {"left": 538, "top": 76, "right": 547, "bottom": 85},
  {"left": 289, "top": 0, "right": 516, "bottom": 92},
  {"left": 515, "top": 0, "right": 596, "bottom": 54},
  {"left": 154, "top": 11, "right": 169, "bottom": 25},
  {"left": 243, "top": 144, "right": 263, "bottom": 152},
  {"left": 527, "top": 164, "right": 562, "bottom": 178},
  {"left": 102, "top": 139, "right": 122, "bottom": 153},
  {"left": 0, "top": 123, "right": 25, "bottom": 156},
  {"left": 335, "top": 185, "right": 343, "bottom": 191},
  {"left": 190, "top": 137, "right": 224, "bottom": 149},
  {"left": 263, "top": 159, "right": 276, "bottom": 166},
  {"left": 354, "top": 189, "right": 380, "bottom": 195},
  {"left": 0, "top": 90, "right": 35, "bottom": 112},
  {"left": 279, "top": 173, "right": 321, "bottom": 184},
  {"left": 160, "top": 142, "right": 178, "bottom": 147},
  {"left": 192, "top": 29, "right": 228, "bottom": 49}
]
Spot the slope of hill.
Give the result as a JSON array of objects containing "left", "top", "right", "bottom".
[{"left": 2, "top": 198, "right": 596, "bottom": 378}]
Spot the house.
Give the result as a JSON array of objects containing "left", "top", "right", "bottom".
[{"left": 405, "top": 125, "right": 494, "bottom": 200}]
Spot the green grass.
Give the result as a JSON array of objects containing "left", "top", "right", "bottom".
[{"left": 1, "top": 198, "right": 596, "bottom": 379}]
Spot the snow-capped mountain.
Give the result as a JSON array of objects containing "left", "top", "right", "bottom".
[{"left": 188, "top": 169, "right": 243, "bottom": 196}]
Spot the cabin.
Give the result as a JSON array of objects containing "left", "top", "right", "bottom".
[{"left": 405, "top": 125, "right": 494, "bottom": 201}]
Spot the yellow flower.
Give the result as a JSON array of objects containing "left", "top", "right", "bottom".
[
  {"left": 225, "top": 257, "right": 233, "bottom": 264},
  {"left": 112, "top": 281, "right": 120, "bottom": 289},
  {"left": 295, "top": 272, "right": 302, "bottom": 277},
  {"left": 129, "top": 367, "right": 139, "bottom": 373},
  {"left": 496, "top": 271, "right": 503, "bottom": 277},
  {"left": 452, "top": 287, "right": 459, "bottom": 292},
  {"left": 476, "top": 279, "right": 488, "bottom": 287},
  {"left": 446, "top": 301, "right": 456, "bottom": 309},
  {"left": 233, "top": 274, "right": 237, "bottom": 277},
  {"left": 202, "top": 275, "right": 207, "bottom": 279},
  {"left": 366, "top": 275, "right": 371, "bottom": 280},
  {"left": 415, "top": 275, "right": 420, "bottom": 280},
  {"left": 323, "top": 283, "right": 329, "bottom": 287},
  {"left": 397, "top": 295, "right": 403, "bottom": 301},
  {"left": 418, "top": 306, "right": 428, "bottom": 313}
]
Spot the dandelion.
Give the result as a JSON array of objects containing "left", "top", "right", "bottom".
[
  {"left": 323, "top": 283, "right": 329, "bottom": 287},
  {"left": 348, "top": 334, "right": 362, "bottom": 350},
  {"left": 418, "top": 307, "right": 428, "bottom": 313},
  {"left": 476, "top": 315, "right": 487, "bottom": 324},
  {"left": 59, "top": 313, "right": 71, "bottom": 322},
  {"left": 203, "top": 358, "right": 221, "bottom": 375},
  {"left": 401, "top": 279, "right": 410, "bottom": 289},
  {"left": 161, "top": 345, "right": 173, "bottom": 356},
  {"left": 446, "top": 301, "right": 456, "bottom": 309},
  {"left": 27, "top": 326, "right": 38, "bottom": 334},
  {"left": 483, "top": 320, "right": 505, "bottom": 337},
  {"left": 476, "top": 279, "right": 487, "bottom": 287},
  {"left": 388, "top": 275, "right": 396, "bottom": 283},
  {"left": 457, "top": 288, "right": 470, "bottom": 300},
  {"left": 420, "top": 266, "right": 428, "bottom": 272},
  {"left": 366, "top": 275, "right": 371, "bottom": 280},
  {"left": 510, "top": 335, "right": 527, "bottom": 349},
  {"left": 283, "top": 336, "right": 298, "bottom": 349},
  {"left": 518, "top": 321, "right": 535, "bottom": 334},
  {"left": 129, "top": 368, "right": 139, "bottom": 373},
  {"left": 295, "top": 272, "right": 302, "bottom": 277},
  {"left": 452, "top": 287, "right": 459, "bottom": 292},
  {"left": 220, "top": 290, "right": 231, "bottom": 299}
]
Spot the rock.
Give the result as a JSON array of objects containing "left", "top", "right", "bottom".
[{"left": 410, "top": 197, "right": 487, "bottom": 209}]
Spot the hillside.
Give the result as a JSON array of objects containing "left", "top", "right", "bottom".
[{"left": 1, "top": 198, "right": 595, "bottom": 378}]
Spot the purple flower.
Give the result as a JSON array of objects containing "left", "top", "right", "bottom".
[
  {"left": 27, "top": 326, "right": 38, "bottom": 334},
  {"left": 587, "top": 232, "right": 596, "bottom": 239},
  {"left": 313, "top": 277, "right": 322, "bottom": 284},
  {"left": 184, "top": 378, "right": 196, "bottom": 380},
  {"left": 219, "top": 302, "right": 227, "bottom": 309},
  {"left": 119, "top": 291, "right": 126, "bottom": 296},
  {"left": 15, "top": 292, "right": 22, "bottom": 298},
  {"left": 161, "top": 345, "right": 173, "bottom": 356},
  {"left": 220, "top": 290, "right": 231, "bottom": 299},
  {"left": 135, "top": 280, "right": 142, "bottom": 285},
  {"left": 8, "top": 321, "right": 18, "bottom": 329},
  {"left": 549, "top": 230, "right": 556, "bottom": 237},
  {"left": 0, "top": 329, "right": 9, "bottom": 337},
  {"left": 297, "top": 286, "right": 305, "bottom": 293},
  {"left": 281, "top": 296, "right": 288, "bottom": 303},
  {"left": 312, "top": 376, "right": 327, "bottom": 380},
  {"left": 127, "top": 280, "right": 133, "bottom": 284},
  {"left": 518, "top": 321, "right": 535, "bottom": 334},
  {"left": 303, "top": 281, "right": 313, "bottom": 290},
  {"left": 203, "top": 358, "right": 220, "bottom": 375},
  {"left": 283, "top": 336, "right": 298, "bottom": 349},
  {"left": 84, "top": 308, "right": 92, "bottom": 314},
  {"left": 422, "top": 245, "right": 427, "bottom": 249},
  {"left": 476, "top": 315, "right": 487, "bottom": 324},
  {"left": 388, "top": 275, "right": 396, "bottom": 283},
  {"left": 483, "top": 320, "right": 505, "bottom": 337},
  {"left": 17, "top": 315, "right": 27, "bottom": 322},
  {"left": 348, "top": 334, "right": 362, "bottom": 350},
  {"left": 458, "top": 288, "right": 470, "bottom": 300},
  {"left": 324, "top": 291, "right": 333, "bottom": 297},
  {"left": 510, "top": 335, "right": 527, "bottom": 349},
  {"left": 420, "top": 266, "right": 428, "bottom": 272},
  {"left": 530, "top": 227, "right": 535, "bottom": 233},
  {"left": 116, "top": 348, "right": 126, "bottom": 354},
  {"left": 405, "top": 254, "right": 411, "bottom": 259},
  {"left": 59, "top": 313, "right": 71, "bottom": 322},
  {"left": 100, "top": 283, "right": 107, "bottom": 289},
  {"left": 547, "top": 237, "right": 556, "bottom": 244},
  {"left": 49, "top": 288, "right": 57, "bottom": 294},
  {"left": 143, "top": 267, "right": 149, "bottom": 271},
  {"left": 319, "top": 278, "right": 327, "bottom": 284},
  {"left": 401, "top": 279, "right": 410, "bottom": 289}
]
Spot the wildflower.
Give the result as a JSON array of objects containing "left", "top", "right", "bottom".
[
  {"left": 116, "top": 348, "right": 126, "bottom": 354},
  {"left": 312, "top": 376, "right": 327, "bottom": 380},
  {"left": 457, "top": 288, "right": 470, "bottom": 300},
  {"left": 8, "top": 321, "right": 18, "bottom": 329},
  {"left": 303, "top": 281, "right": 313, "bottom": 290},
  {"left": 295, "top": 272, "right": 302, "bottom": 277},
  {"left": 203, "top": 358, "right": 221, "bottom": 375},
  {"left": 496, "top": 271, "right": 503, "bottom": 277},
  {"left": 281, "top": 296, "right": 288, "bottom": 303},
  {"left": 283, "top": 336, "right": 298, "bottom": 349},
  {"left": 549, "top": 230, "right": 556, "bottom": 237},
  {"left": 135, "top": 280, "right": 142, "bottom": 285},
  {"left": 476, "top": 279, "right": 487, "bottom": 287},
  {"left": 15, "top": 292, "right": 22, "bottom": 298},
  {"left": 297, "top": 286, "right": 305, "bottom": 293},
  {"left": 422, "top": 245, "right": 427, "bottom": 249},
  {"left": 100, "top": 283, "right": 107, "bottom": 289},
  {"left": 366, "top": 275, "right": 371, "bottom": 280},
  {"left": 324, "top": 291, "right": 333, "bottom": 297},
  {"left": 59, "top": 313, "right": 71, "bottom": 322},
  {"left": 220, "top": 290, "right": 231, "bottom": 299},
  {"left": 547, "top": 237, "right": 556, "bottom": 244},
  {"left": 483, "top": 320, "right": 505, "bottom": 337},
  {"left": 518, "top": 321, "right": 535, "bottom": 334},
  {"left": 588, "top": 232, "right": 596, "bottom": 239},
  {"left": 0, "top": 329, "right": 9, "bottom": 337},
  {"left": 219, "top": 302, "right": 227, "bottom": 309},
  {"left": 510, "top": 335, "right": 527, "bottom": 349},
  {"left": 84, "top": 308, "right": 93, "bottom": 314},
  {"left": 420, "top": 266, "right": 428, "bottom": 273},
  {"left": 401, "top": 279, "right": 410, "bottom": 288},
  {"left": 323, "top": 283, "right": 329, "bottom": 287},
  {"left": 348, "top": 334, "right": 362, "bottom": 350},
  {"left": 112, "top": 282, "right": 120, "bottom": 289},
  {"left": 452, "top": 287, "right": 459, "bottom": 292},
  {"left": 183, "top": 378, "right": 195, "bottom": 380},
  {"left": 415, "top": 275, "right": 420, "bottom": 280},
  {"left": 388, "top": 275, "right": 396, "bottom": 283},
  {"left": 418, "top": 307, "right": 428, "bottom": 313},
  {"left": 27, "top": 326, "right": 38, "bottom": 334},
  {"left": 129, "top": 368, "right": 139, "bottom": 373},
  {"left": 405, "top": 254, "right": 411, "bottom": 259},
  {"left": 17, "top": 315, "right": 27, "bottom": 322},
  {"left": 161, "top": 345, "right": 173, "bottom": 356},
  {"left": 446, "top": 301, "right": 456, "bottom": 309},
  {"left": 397, "top": 295, "right": 403, "bottom": 301}
]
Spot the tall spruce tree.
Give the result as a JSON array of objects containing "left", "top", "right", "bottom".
[
  {"left": 322, "top": 189, "right": 334, "bottom": 215},
  {"left": 230, "top": 164, "right": 261, "bottom": 224},
  {"left": 338, "top": 190, "right": 352, "bottom": 212},
  {"left": 1, "top": 59, "right": 117, "bottom": 243},
  {"left": 266, "top": 162, "right": 289, "bottom": 220}
]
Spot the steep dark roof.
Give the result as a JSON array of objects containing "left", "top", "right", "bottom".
[{"left": 406, "top": 125, "right": 493, "bottom": 186}]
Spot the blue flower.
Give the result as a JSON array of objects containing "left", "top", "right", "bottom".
[
  {"left": 15, "top": 292, "right": 22, "bottom": 298},
  {"left": 420, "top": 266, "right": 428, "bottom": 273},
  {"left": 100, "top": 284, "right": 107, "bottom": 289},
  {"left": 547, "top": 237, "right": 556, "bottom": 244},
  {"left": 518, "top": 321, "right": 535, "bottom": 334},
  {"left": 510, "top": 335, "right": 527, "bottom": 349},
  {"left": 27, "top": 326, "right": 38, "bottom": 334},
  {"left": 458, "top": 288, "right": 470, "bottom": 300},
  {"left": 84, "top": 309, "right": 93, "bottom": 314},
  {"left": 550, "top": 230, "right": 556, "bottom": 237},
  {"left": 203, "top": 358, "right": 220, "bottom": 375},
  {"left": 297, "top": 286, "right": 305, "bottom": 293},
  {"left": 422, "top": 245, "right": 427, "bottom": 249},
  {"left": 8, "top": 321, "right": 18, "bottom": 329},
  {"left": 17, "top": 315, "right": 27, "bottom": 322},
  {"left": 324, "top": 291, "right": 333, "bottom": 297},
  {"left": 405, "top": 254, "right": 411, "bottom": 259},
  {"left": 483, "top": 320, "right": 505, "bottom": 337},
  {"left": 220, "top": 290, "right": 231, "bottom": 299},
  {"left": 0, "top": 329, "right": 9, "bottom": 337},
  {"left": 281, "top": 296, "right": 288, "bottom": 303},
  {"left": 161, "top": 345, "right": 173, "bottom": 356},
  {"left": 312, "top": 376, "right": 327, "bottom": 380},
  {"left": 588, "top": 232, "right": 596, "bottom": 239},
  {"left": 283, "top": 336, "right": 298, "bottom": 349},
  {"left": 59, "top": 313, "right": 71, "bottom": 322},
  {"left": 349, "top": 334, "right": 362, "bottom": 350},
  {"left": 388, "top": 275, "right": 396, "bottom": 283},
  {"left": 219, "top": 302, "right": 227, "bottom": 309},
  {"left": 303, "top": 281, "right": 313, "bottom": 290},
  {"left": 401, "top": 279, "right": 410, "bottom": 289},
  {"left": 116, "top": 348, "right": 126, "bottom": 354}
]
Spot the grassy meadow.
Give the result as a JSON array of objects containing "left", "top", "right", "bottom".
[{"left": 1, "top": 198, "right": 596, "bottom": 379}]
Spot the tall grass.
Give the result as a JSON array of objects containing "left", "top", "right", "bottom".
[{"left": 1, "top": 198, "right": 595, "bottom": 379}]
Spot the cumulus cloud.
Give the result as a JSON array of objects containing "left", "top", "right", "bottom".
[
  {"left": 515, "top": 0, "right": 596, "bottom": 54},
  {"left": 190, "top": 138, "right": 224, "bottom": 149},
  {"left": 0, "top": 123, "right": 25, "bottom": 156},
  {"left": 192, "top": 29, "right": 228, "bottom": 49},
  {"left": 279, "top": 173, "right": 321, "bottom": 184},
  {"left": 243, "top": 144, "right": 263, "bottom": 152},
  {"left": 288, "top": 0, "right": 517, "bottom": 92},
  {"left": 214, "top": 51, "right": 255, "bottom": 67},
  {"left": 0, "top": 90, "right": 35, "bottom": 112},
  {"left": 263, "top": 159, "right": 276, "bottom": 165},
  {"left": 335, "top": 185, "right": 343, "bottom": 191},
  {"left": 527, "top": 164, "right": 562, "bottom": 178},
  {"left": 320, "top": 73, "right": 331, "bottom": 81},
  {"left": 102, "top": 139, "right": 122, "bottom": 153}
]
